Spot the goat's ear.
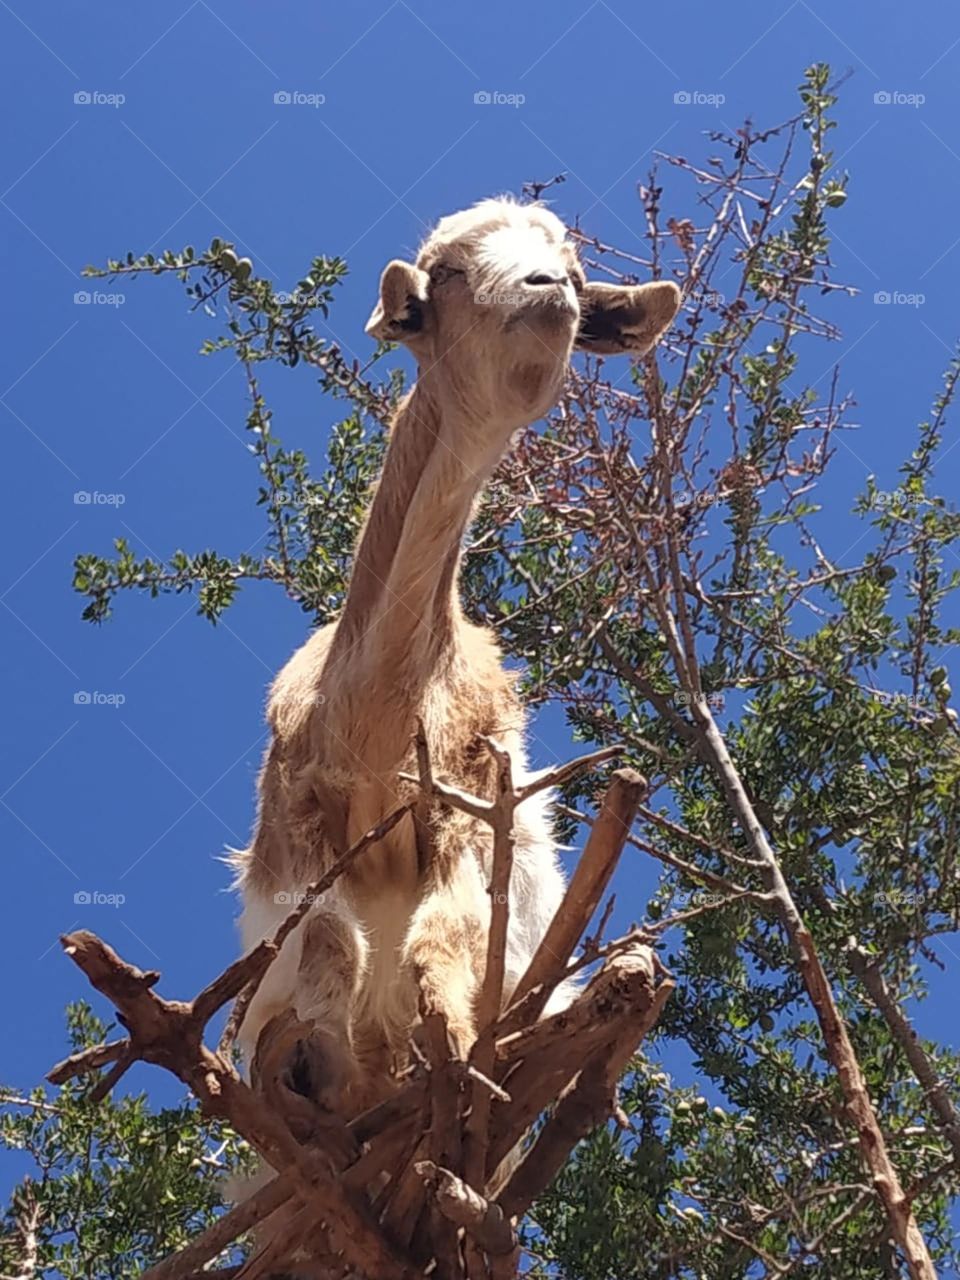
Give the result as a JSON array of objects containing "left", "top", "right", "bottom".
[
  {"left": 576, "top": 280, "right": 681, "bottom": 356},
  {"left": 365, "top": 260, "right": 431, "bottom": 343}
]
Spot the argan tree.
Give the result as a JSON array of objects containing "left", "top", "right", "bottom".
[{"left": 4, "top": 65, "right": 960, "bottom": 1279}]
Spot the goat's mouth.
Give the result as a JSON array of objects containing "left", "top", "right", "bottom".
[{"left": 505, "top": 288, "right": 578, "bottom": 333}]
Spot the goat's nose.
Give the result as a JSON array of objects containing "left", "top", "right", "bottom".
[{"left": 524, "top": 270, "right": 568, "bottom": 286}]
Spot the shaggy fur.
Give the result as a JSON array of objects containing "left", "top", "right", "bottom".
[{"left": 230, "top": 197, "right": 680, "bottom": 1119}]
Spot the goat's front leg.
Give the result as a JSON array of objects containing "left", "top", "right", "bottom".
[
  {"left": 239, "top": 890, "right": 368, "bottom": 1121},
  {"left": 401, "top": 857, "right": 488, "bottom": 1059}
]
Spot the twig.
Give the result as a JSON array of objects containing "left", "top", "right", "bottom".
[
  {"left": 463, "top": 739, "right": 517, "bottom": 1192},
  {"left": 412, "top": 718, "right": 439, "bottom": 875},
  {"left": 515, "top": 743, "right": 623, "bottom": 802},
  {"left": 557, "top": 802, "right": 758, "bottom": 900},
  {"left": 420, "top": 1002, "right": 463, "bottom": 1280},
  {"left": 635, "top": 801, "right": 765, "bottom": 868},
  {"left": 87, "top": 1048, "right": 136, "bottom": 1104},
  {"left": 474, "top": 738, "right": 517, "bottom": 1034}
]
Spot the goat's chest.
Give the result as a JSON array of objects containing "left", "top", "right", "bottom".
[{"left": 340, "top": 778, "right": 422, "bottom": 900}]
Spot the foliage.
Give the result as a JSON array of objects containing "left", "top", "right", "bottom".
[{"left": 0, "top": 1004, "right": 251, "bottom": 1278}]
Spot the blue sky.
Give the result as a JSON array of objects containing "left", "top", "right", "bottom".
[{"left": 1, "top": 0, "right": 959, "bottom": 1164}]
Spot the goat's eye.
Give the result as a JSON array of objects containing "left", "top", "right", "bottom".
[{"left": 430, "top": 264, "right": 464, "bottom": 286}]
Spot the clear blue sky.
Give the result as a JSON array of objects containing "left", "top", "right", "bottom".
[{"left": 1, "top": 0, "right": 958, "bottom": 1156}]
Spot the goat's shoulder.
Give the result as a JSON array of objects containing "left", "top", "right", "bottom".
[{"left": 267, "top": 621, "right": 338, "bottom": 750}]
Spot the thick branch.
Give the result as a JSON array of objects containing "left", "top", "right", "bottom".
[
  {"left": 415, "top": 1162, "right": 515, "bottom": 1256},
  {"left": 848, "top": 943, "right": 960, "bottom": 1166},
  {"left": 58, "top": 931, "right": 414, "bottom": 1280},
  {"left": 47, "top": 1037, "right": 130, "bottom": 1085},
  {"left": 685, "top": 698, "right": 937, "bottom": 1280},
  {"left": 508, "top": 769, "right": 647, "bottom": 1020},
  {"left": 140, "top": 1175, "right": 293, "bottom": 1280},
  {"left": 497, "top": 947, "right": 673, "bottom": 1214},
  {"left": 488, "top": 943, "right": 670, "bottom": 1178}
]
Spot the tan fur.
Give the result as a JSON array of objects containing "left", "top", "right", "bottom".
[{"left": 231, "top": 197, "right": 680, "bottom": 1124}]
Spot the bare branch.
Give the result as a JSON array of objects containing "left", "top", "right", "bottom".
[
  {"left": 848, "top": 942, "right": 960, "bottom": 1165},
  {"left": 509, "top": 769, "right": 647, "bottom": 1021}
]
